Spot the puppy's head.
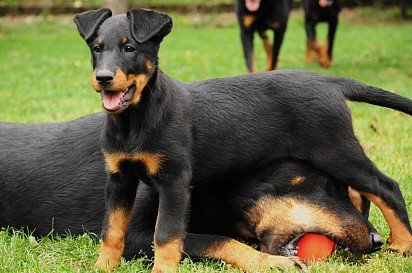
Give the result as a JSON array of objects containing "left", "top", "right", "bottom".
[
  {"left": 238, "top": 162, "right": 383, "bottom": 256},
  {"left": 74, "top": 8, "right": 172, "bottom": 114}
]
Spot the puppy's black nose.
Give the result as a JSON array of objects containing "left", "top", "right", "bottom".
[
  {"left": 96, "top": 70, "right": 114, "bottom": 87},
  {"left": 370, "top": 230, "right": 383, "bottom": 250}
]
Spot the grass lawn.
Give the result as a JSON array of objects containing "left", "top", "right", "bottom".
[{"left": 0, "top": 8, "right": 411, "bottom": 273}]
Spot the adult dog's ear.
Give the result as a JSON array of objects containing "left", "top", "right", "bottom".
[
  {"left": 74, "top": 8, "right": 112, "bottom": 42},
  {"left": 127, "top": 8, "right": 173, "bottom": 43}
]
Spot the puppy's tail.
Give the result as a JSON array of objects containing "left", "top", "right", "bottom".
[{"left": 340, "top": 80, "right": 412, "bottom": 115}]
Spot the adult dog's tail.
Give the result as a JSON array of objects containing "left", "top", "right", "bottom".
[{"left": 340, "top": 79, "right": 412, "bottom": 115}]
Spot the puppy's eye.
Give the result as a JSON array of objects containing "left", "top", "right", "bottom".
[
  {"left": 93, "top": 45, "right": 101, "bottom": 53},
  {"left": 124, "top": 45, "right": 135, "bottom": 53}
]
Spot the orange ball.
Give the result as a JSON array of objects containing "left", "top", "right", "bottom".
[{"left": 296, "top": 233, "right": 336, "bottom": 263}]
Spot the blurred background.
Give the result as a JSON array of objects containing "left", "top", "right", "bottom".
[{"left": 0, "top": 0, "right": 411, "bottom": 17}]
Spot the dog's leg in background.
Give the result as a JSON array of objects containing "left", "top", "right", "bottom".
[
  {"left": 240, "top": 29, "right": 256, "bottom": 73},
  {"left": 238, "top": 14, "right": 256, "bottom": 73},
  {"left": 259, "top": 31, "right": 273, "bottom": 71},
  {"left": 270, "top": 26, "right": 287, "bottom": 70},
  {"left": 322, "top": 16, "right": 338, "bottom": 68},
  {"left": 305, "top": 18, "right": 319, "bottom": 63}
]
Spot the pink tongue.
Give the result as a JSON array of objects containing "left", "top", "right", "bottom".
[
  {"left": 246, "top": 0, "right": 260, "bottom": 11},
  {"left": 319, "top": 0, "right": 329, "bottom": 7},
  {"left": 103, "top": 91, "right": 123, "bottom": 110}
]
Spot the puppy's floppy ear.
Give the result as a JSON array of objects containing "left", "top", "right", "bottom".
[
  {"left": 127, "top": 8, "right": 173, "bottom": 43},
  {"left": 74, "top": 8, "right": 112, "bottom": 42}
]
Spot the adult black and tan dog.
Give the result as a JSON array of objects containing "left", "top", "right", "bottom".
[
  {"left": 72, "top": 8, "right": 412, "bottom": 273},
  {"left": 235, "top": 0, "right": 293, "bottom": 72},
  {"left": 302, "top": 0, "right": 342, "bottom": 68},
  {"left": 0, "top": 113, "right": 382, "bottom": 272}
]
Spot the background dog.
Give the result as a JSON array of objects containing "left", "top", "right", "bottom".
[
  {"left": 302, "top": 0, "right": 342, "bottom": 67},
  {"left": 236, "top": 0, "right": 293, "bottom": 72}
]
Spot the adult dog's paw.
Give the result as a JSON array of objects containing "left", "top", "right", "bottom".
[{"left": 387, "top": 239, "right": 412, "bottom": 255}]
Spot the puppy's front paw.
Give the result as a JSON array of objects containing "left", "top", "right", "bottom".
[
  {"left": 151, "top": 264, "right": 177, "bottom": 273},
  {"left": 260, "top": 255, "right": 307, "bottom": 272},
  {"left": 94, "top": 250, "right": 122, "bottom": 272}
]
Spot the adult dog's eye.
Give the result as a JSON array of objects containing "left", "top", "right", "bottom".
[
  {"left": 93, "top": 45, "right": 101, "bottom": 53},
  {"left": 124, "top": 45, "right": 135, "bottom": 53}
]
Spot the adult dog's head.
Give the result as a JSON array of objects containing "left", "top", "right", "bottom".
[
  {"left": 231, "top": 161, "right": 383, "bottom": 256},
  {"left": 74, "top": 8, "right": 172, "bottom": 114}
]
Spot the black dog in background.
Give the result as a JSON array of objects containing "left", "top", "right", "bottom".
[
  {"left": 302, "top": 0, "right": 342, "bottom": 68},
  {"left": 236, "top": 0, "right": 293, "bottom": 72}
]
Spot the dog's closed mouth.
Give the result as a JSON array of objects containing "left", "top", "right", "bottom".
[{"left": 101, "top": 85, "right": 136, "bottom": 112}]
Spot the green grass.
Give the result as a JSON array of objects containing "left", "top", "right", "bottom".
[{"left": 0, "top": 9, "right": 411, "bottom": 273}]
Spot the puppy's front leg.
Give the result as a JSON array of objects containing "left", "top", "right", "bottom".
[
  {"left": 95, "top": 173, "right": 138, "bottom": 271},
  {"left": 152, "top": 169, "right": 191, "bottom": 273}
]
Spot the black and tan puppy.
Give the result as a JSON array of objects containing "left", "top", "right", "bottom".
[
  {"left": 0, "top": 114, "right": 382, "bottom": 272},
  {"left": 302, "top": 0, "right": 342, "bottom": 68},
  {"left": 73, "top": 8, "right": 412, "bottom": 272},
  {"left": 236, "top": 0, "right": 293, "bottom": 72}
]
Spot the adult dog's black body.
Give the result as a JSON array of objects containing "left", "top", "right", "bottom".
[
  {"left": 73, "top": 8, "right": 412, "bottom": 272},
  {"left": 0, "top": 115, "right": 382, "bottom": 271},
  {"left": 236, "top": 0, "right": 292, "bottom": 72},
  {"left": 0, "top": 115, "right": 105, "bottom": 235},
  {"left": 302, "top": 0, "right": 342, "bottom": 68}
]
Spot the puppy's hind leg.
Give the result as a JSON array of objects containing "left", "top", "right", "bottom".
[{"left": 309, "top": 138, "right": 412, "bottom": 254}]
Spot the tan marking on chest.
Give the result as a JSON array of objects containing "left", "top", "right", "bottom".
[
  {"left": 243, "top": 15, "right": 255, "bottom": 28},
  {"left": 290, "top": 175, "right": 306, "bottom": 185},
  {"left": 104, "top": 152, "right": 162, "bottom": 175}
]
